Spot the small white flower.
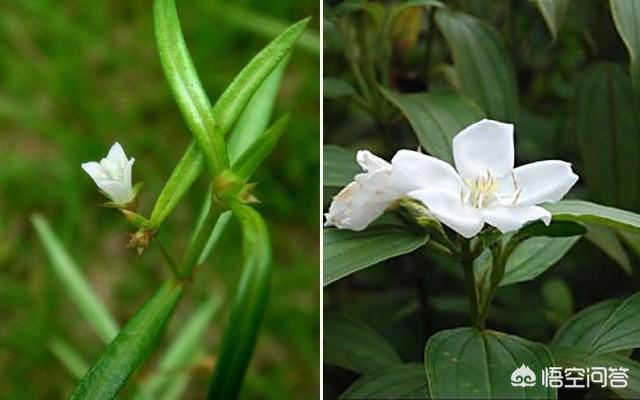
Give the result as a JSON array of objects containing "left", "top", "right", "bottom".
[
  {"left": 326, "top": 119, "right": 579, "bottom": 238},
  {"left": 324, "top": 150, "right": 402, "bottom": 231},
  {"left": 397, "top": 119, "right": 579, "bottom": 238},
  {"left": 82, "top": 142, "right": 136, "bottom": 206}
]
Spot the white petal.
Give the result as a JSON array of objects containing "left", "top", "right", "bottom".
[
  {"left": 483, "top": 205, "right": 551, "bottom": 233},
  {"left": 409, "top": 188, "right": 484, "bottom": 238},
  {"left": 356, "top": 150, "right": 390, "bottom": 172},
  {"left": 453, "top": 119, "right": 514, "bottom": 179},
  {"left": 512, "top": 160, "right": 579, "bottom": 206},
  {"left": 390, "top": 150, "right": 463, "bottom": 193},
  {"left": 81, "top": 162, "right": 107, "bottom": 184},
  {"left": 99, "top": 181, "right": 134, "bottom": 205},
  {"left": 324, "top": 177, "right": 396, "bottom": 231},
  {"left": 123, "top": 158, "right": 135, "bottom": 189},
  {"left": 107, "top": 142, "right": 129, "bottom": 166}
]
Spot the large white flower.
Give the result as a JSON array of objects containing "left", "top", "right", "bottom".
[
  {"left": 324, "top": 150, "right": 402, "bottom": 231},
  {"left": 82, "top": 142, "right": 136, "bottom": 206},
  {"left": 397, "top": 119, "right": 579, "bottom": 238}
]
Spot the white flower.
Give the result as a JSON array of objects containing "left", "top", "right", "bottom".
[
  {"left": 397, "top": 119, "right": 579, "bottom": 238},
  {"left": 81, "top": 142, "right": 136, "bottom": 206},
  {"left": 324, "top": 150, "right": 402, "bottom": 231}
]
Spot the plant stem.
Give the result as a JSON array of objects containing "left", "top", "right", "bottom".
[
  {"left": 155, "top": 237, "right": 180, "bottom": 278},
  {"left": 178, "top": 202, "right": 223, "bottom": 279},
  {"left": 460, "top": 239, "right": 480, "bottom": 329}
]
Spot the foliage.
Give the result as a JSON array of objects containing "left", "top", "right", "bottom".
[{"left": 324, "top": 0, "right": 640, "bottom": 398}]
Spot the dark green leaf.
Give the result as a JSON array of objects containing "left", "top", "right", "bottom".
[
  {"left": 552, "top": 299, "right": 622, "bottom": 349},
  {"left": 324, "top": 314, "right": 402, "bottom": 375},
  {"left": 542, "top": 278, "right": 574, "bottom": 327},
  {"left": 610, "top": 0, "right": 640, "bottom": 86},
  {"left": 340, "top": 363, "right": 427, "bottom": 399},
  {"left": 424, "top": 327, "right": 555, "bottom": 399},
  {"left": 534, "top": 0, "right": 570, "bottom": 39},
  {"left": 435, "top": 10, "right": 518, "bottom": 121},
  {"left": 553, "top": 347, "right": 640, "bottom": 398},
  {"left": 585, "top": 224, "right": 632, "bottom": 275},
  {"left": 206, "top": 203, "right": 271, "bottom": 400},
  {"left": 324, "top": 77, "right": 357, "bottom": 98},
  {"left": 545, "top": 200, "right": 640, "bottom": 234},
  {"left": 518, "top": 220, "right": 586, "bottom": 238},
  {"left": 324, "top": 226, "right": 428, "bottom": 286},
  {"left": 574, "top": 63, "right": 640, "bottom": 208},
  {"left": 323, "top": 145, "right": 360, "bottom": 188},
  {"left": 379, "top": 88, "right": 485, "bottom": 164},
  {"left": 70, "top": 280, "right": 184, "bottom": 400}
]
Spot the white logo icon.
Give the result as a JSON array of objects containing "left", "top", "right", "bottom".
[{"left": 511, "top": 364, "right": 537, "bottom": 387}]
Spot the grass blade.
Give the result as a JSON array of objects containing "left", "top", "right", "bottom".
[
  {"left": 49, "top": 336, "right": 89, "bottom": 380},
  {"left": 69, "top": 279, "right": 184, "bottom": 400},
  {"left": 206, "top": 203, "right": 271, "bottom": 400},
  {"left": 31, "top": 214, "right": 119, "bottom": 344}
]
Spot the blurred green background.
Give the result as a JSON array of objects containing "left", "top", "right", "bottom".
[
  {"left": 0, "top": 0, "right": 318, "bottom": 398},
  {"left": 324, "top": 0, "right": 640, "bottom": 398}
]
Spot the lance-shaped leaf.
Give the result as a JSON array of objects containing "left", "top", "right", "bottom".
[
  {"left": 425, "top": 327, "right": 555, "bottom": 399},
  {"left": 69, "top": 279, "right": 184, "bottom": 400},
  {"left": 32, "top": 214, "right": 119, "bottom": 344},
  {"left": 323, "top": 145, "right": 359, "bottom": 188},
  {"left": 585, "top": 224, "right": 632, "bottom": 275},
  {"left": 340, "top": 363, "right": 427, "bottom": 399},
  {"left": 324, "top": 226, "right": 428, "bottom": 286},
  {"left": 154, "top": 0, "right": 228, "bottom": 175},
  {"left": 134, "top": 296, "right": 221, "bottom": 400},
  {"left": 545, "top": 200, "right": 640, "bottom": 234},
  {"left": 149, "top": 18, "right": 308, "bottom": 228},
  {"left": 206, "top": 203, "right": 271, "bottom": 400},
  {"left": 324, "top": 314, "right": 401, "bottom": 375},
  {"left": 574, "top": 63, "right": 640, "bottom": 208},
  {"left": 435, "top": 9, "right": 518, "bottom": 121},
  {"left": 552, "top": 299, "right": 623, "bottom": 349},
  {"left": 380, "top": 88, "right": 485, "bottom": 164},
  {"left": 534, "top": 0, "right": 570, "bottom": 39},
  {"left": 553, "top": 347, "right": 640, "bottom": 398},
  {"left": 610, "top": 0, "right": 640, "bottom": 87},
  {"left": 231, "top": 114, "right": 289, "bottom": 181}
]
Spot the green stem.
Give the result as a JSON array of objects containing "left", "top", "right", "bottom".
[
  {"left": 460, "top": 239, "right": 480, "bottom": 329},
  {"left": 178, "top": 202, "right": 223, "bottom": 279},
  {"left": 155, "top": 237, "right": 180, "bottom": 278}
]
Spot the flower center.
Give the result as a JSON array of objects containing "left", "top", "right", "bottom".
[{"left": 462, "top": 171, "right": 500, "bottom": 209}]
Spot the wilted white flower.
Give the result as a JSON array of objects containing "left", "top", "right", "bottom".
[
  {"left": 324, "top": 150, "right": 402, "bottom": 231},
  {"left": 325, "top": 119, "right": 579, "bottom": 238},
  {"left": 398, "top": 119, "right": 579, "bottom": 238},
  {"left": 82, "top": 142, "right": 136, "bottom": 206}
]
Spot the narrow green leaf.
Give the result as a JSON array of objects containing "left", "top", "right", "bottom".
[
  {"left": 534, "top": 0, "right": 570, "bottom": 39},
  {"left": 154, "top": 0, "right": 229, "bottom": 174},
  {"left": 435, "top": 9, "right": 518, "bottom": 121},
  {"left": 49, "top": 337, "right": 90, "bottom": 380},
  {"left": 500, "top": 236, "right": 580, "bottom": 286},
  {"left": 610, "top": 0, "right": 640, "bottom": 86},
  {"left": 588, "top": 291, "right": 640, "bottom": 355},
  {"left": 211, "top": 17, "right": 310, "bottom": 135},
  {"left": 518, "top": 220, "right": 586, "bottom": 238},
  {"left": 231, "top": 114, "right": 289, "bottom": 181},
  {"left": 32, "top": 214, "right": 119, "bottom": 344},
  {"left": 340, "top": 363, "right": 427, "bottom": 399},
  {"left": 424, "top": 327, "right": 555, "bottom": 399},
  {"left": 379, "top": 88, "right": 485, "bottom": 164},
  {"left": 134, "top": 297, "right": 221, "bottom": 400},
  {"left": 574, "top": 63, "right": 640, "bottom": 208},
  {"left": 149, "top": 17, "right": 308, "bottom": 228},
  {"left": 324, "top": 314, "right": 402, "bottom": 375},
  {"left": 552, "top": 299, "right": 622, "bottom": 349},
  {"left": 323, "top": 145, "right": 359, "bottom": 188},
  {"left": 553, "top": 347, "right": 640, "bottom": 398},
  {"left": 324, "top": 226, "right": 428, "bottom": 286},
  {"left": 545, "top": 200, "right": 640, "bottom": 234},
  {"left": 585, "top": 224, "right": 632, "bottom": 275},
  {"left": 70, "top": 279, "right": 184, "bottom": 400},
  {"left": 228, "top": 58, "right": 289, "bottom": 161},
  {"left": 207, "top": 203, "right": 271, "bottom": 400}
]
